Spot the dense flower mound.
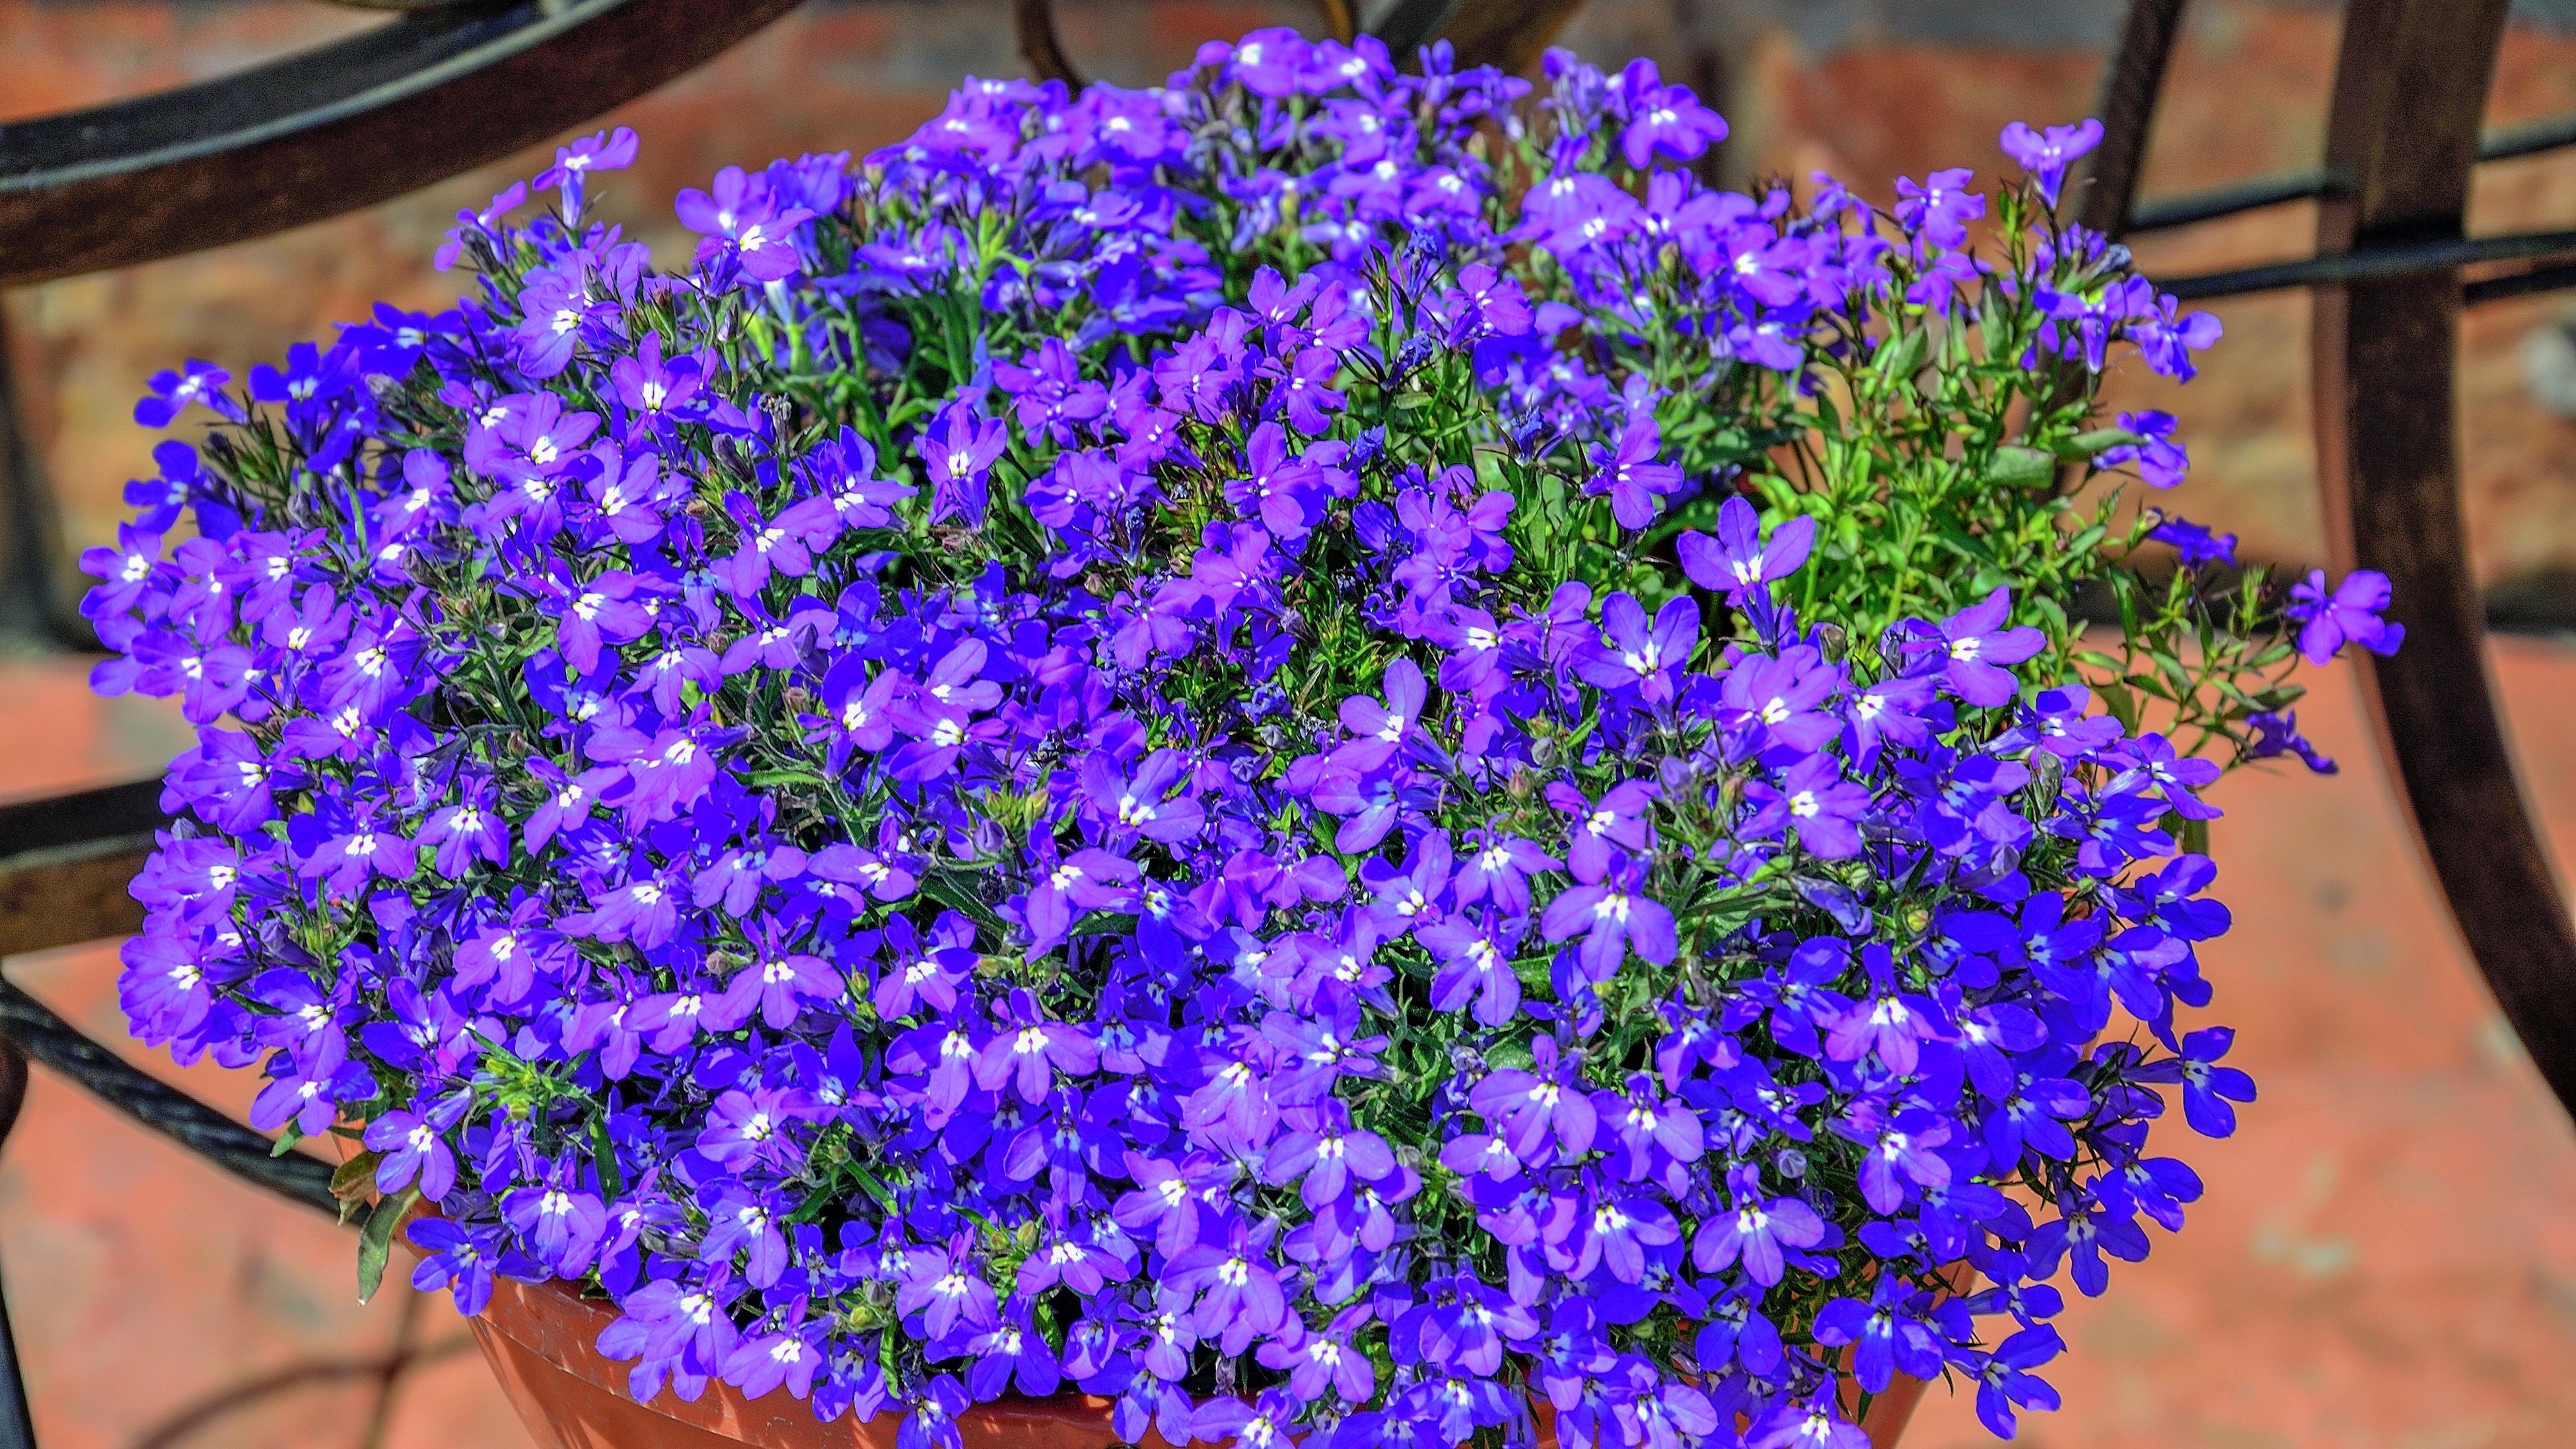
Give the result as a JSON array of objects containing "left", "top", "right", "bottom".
[{"left": 92, "top": 31, "right": 2392, "bottom": 1449}]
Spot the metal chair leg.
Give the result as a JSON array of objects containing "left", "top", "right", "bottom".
[{"left": 0, "top": 1039, "right": 35, "bottom": 1449}]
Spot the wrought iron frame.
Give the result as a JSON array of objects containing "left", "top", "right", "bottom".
[
  {"left": 0, "top": 0, "right": 2571, "bottom": 1444},
  {"left": 0, "top": 0, "right": 808, "bottom": 289}
]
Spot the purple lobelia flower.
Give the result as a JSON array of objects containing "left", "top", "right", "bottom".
[
  {"left": 2284, "top": 568, "right": 2404, "bottom": 665},
  {"left": 1589, "top": 417, "right": 1686, "bottom": 530},
  {"left": 1999, "top": 118, "right": 2104, "bottom": 207},
  {"left": 1678, "top": 497, "right": 1816, "bottom": 600},
  {"left": 1744, "top": 754, "right": 1871, "bottom": 859},
  {"left": 1335, "top": 658, "right": 1429, "bottom": 772},
  {"left": 2150, "top": 513, "right": 2236, "bottom": 568},
  {"left": 1692, "top": 1164, "right": 1824, "bottom": 1287},
  {"left": 975, "top": 989, "right": 1100, "bottom": 1102},
  {"left": 1550, "top": 779, "right": 1656, "bottom": 882},
  {"left": 1974, "top": 1325, "right": 2067, "bottom": 1436},
  {"left": 2245, "top": 708, "right": 2337, "bottom": 773},
  {"left": 920, "top": 404, "right": 1008, "bottom": 526},
  {"left": 1894, "top": 168, "right": 1984, "bottom": 250},
  {"left": 81, "top": 42, "right": 2342, "bottom": 1449},
  {"left": 1925, "top": 586, "right": 2048, "bottom": 707},
  {"left": 536, "top": 125, "right": 639, "bottom": 221},
  {"left": 134, "top": 360, "right": 240, "bottom": 427},
  {"left": 1541, "top": 852, "right": 1678, "bottom": 979},
  {"left": 408, "top": 1217, "right": 505, "bottom": 1316},
  {"left": 1578, "top": 592, "right": 1698, "bottom": 704},
  {"left": 1616, "top": 59, "right": 1729, "bottom": 168},
  {"left": 365, "top": 1091, "right": 470, "bottom": 1199}
]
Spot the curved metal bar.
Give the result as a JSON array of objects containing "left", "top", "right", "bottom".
[
  {"left": 0, "top": 0, "right": 805, "bottom": 289},
  {"left": 2071, "top": 0, "right": 2189, "bottom": 240},
  {"left": 0, "top": 975, "right": 338, "bottom": 1215},
  {"left": 1312, "top": 0, "right": 1359, "bottom": 46},
  {"left": 1368, "top": 0, "right": 1468, "bottom": 65},
  {"left": 1013, "top": 0, "right": 1083, "bottom": 88},
  {"left": 0, "top": 1042, "right": 23, "bottom": 1449},
  {"left": 0, "top": 779, "right": 168, "bottom": 958},
  {"left": 2481, "top": 109, "right": 2576, "bottom": 164},
  {"left": 2466, "top": 260, "right": 2576, "bottom": 305},
  {"left": 1366, "top": 0, "right": 1579, "bottom": 73},
  {"left": 2129, "top": 108, "right": 2576, "bottom": 236},
  {"left": 0, "top": 1047, "right": 28, "bottom": 1449},
  {"left": 2309, "top": 0, "right": 2576, "bottom": 1117},
  {"left": 2155, "top": 226, "right": 2576, "bottom": 301},
  {"left": 2130, "top": 166, "right": 2332, "bottom": 234},
  {"left": 0, "top": 308, "right": 89, "bottom": 655},
  {"left": 0, "top": 779, "right": 334, "bottom": 1205},
  {"left": 0, "top": 1042, "right": 21, "bottom": 1147}
]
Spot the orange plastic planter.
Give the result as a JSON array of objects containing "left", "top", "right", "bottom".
[{"left": 471, "top": 1274, "right": 1948, "bottom": 1449}]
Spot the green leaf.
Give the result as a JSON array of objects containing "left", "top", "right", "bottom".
[
  {"left": 2096, "top": 681, "right": 2144, "bottom": 736},
  {"left": 1986, "top": 446, "right": 2056, "bottom": 489},
  {"left": 330, "top": 1150, "right": 382, "bottom": 1201},
  {"left": 2057, "top": 427, "right": 2144, "bottom": 460},
  {"left": 330, "top": 1149, "right": 383, "bottom": 1226},
  {"left": 849, "top": 1163, "right": 899, "bottom": 1213},
  {"left": 2179, "top": 816, "right": 2211, "bottom": 858},
  {"left": 1873, "top": 325, "right": 1928, "bottom": 383},
  {"left": 357, "top": 1185, "right": 423, "bottom": 1305},
  {"left": 2027, "top": 591, "right": 2069, "bottom": 638},
  {"left": 1691, "top": 890, "right": 1764, "bottom": 943},
  {"left": 917, "top": 867, "right": 1009, "bottom": 940},
  {"left": 591, "top": 1114, "right": 626, "bottom": 1203}
]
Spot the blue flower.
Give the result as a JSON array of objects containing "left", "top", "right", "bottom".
[
  {"left": 2286, "top": 567, "right": 2405, "bottom": 664},
  {"left": 1999, "top": 117, "right": 2104, "bottom": 207}
]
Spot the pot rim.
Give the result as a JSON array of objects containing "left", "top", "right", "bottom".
[
  {"left": 464, "top": 1244, "right": 1966, "bottom": 1448},
  {"left": 474, "top": 1269, "right": 1156, "bottom": 1446}
]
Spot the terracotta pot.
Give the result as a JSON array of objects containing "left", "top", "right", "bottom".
[
  {"left": 1838, "top": 1364, "right": 1942, "bottom": 1446},
  {"left": 472, "top": 1273, "right": 1177, "bottom": 1449},
  {"left": 470, "top": 1274, "right": 1953, "bottom": 1449}
]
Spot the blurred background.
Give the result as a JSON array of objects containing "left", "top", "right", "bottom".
[{"left": 5, "top": 1, "right": 2576, "bottom": 1446}]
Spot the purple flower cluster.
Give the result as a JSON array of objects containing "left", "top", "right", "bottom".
[{"left": 90, "top": 30, "right": 2384, "bottom": 1449}]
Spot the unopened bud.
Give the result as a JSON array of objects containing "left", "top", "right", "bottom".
[
  {"left": 1717, "top": 770, "right": 1746, "bottom": 813},
  {"left": 2026, "top": 748, "right": 2065, "bottom": 808}
]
